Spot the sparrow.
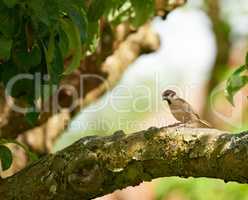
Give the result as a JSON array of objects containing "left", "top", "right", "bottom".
[{"left": 162, "top": 89, "right": 211, "bottom": 128}]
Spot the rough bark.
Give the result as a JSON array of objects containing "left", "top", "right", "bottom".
[{"left": 0, "top": 125, "right": 247, "bottom": 200}]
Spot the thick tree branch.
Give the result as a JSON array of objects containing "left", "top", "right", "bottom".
[{"left": 1, "top": 125, "right": 247, "bottom": 200}]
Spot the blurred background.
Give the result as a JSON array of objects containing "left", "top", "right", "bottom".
[{"left": 54, "top": 0, "right": 248, "bottom": 199}]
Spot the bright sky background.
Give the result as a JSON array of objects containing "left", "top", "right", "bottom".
[{"left": 68, "top": 7, "right": 216, "bottom": 129}]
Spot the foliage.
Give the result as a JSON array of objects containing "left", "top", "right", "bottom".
[
  {"left": 156, "top": 177, "right": 248, "bottom": 200},
  {"left": 226, "top": 53, "right": 248, "bottom": 105},
  {"left": 0, "top": 145, "right": 12, "bottom": 171},
  {"left": 0, "top": 139, "right": 37, "bottom": 171},
  {"left": 0, "top": 0, "right": 155, "bottom": 114}
]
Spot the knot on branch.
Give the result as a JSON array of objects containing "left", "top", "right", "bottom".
[{"left": 67, "top": 155, "right": 104, "bottom": 194}]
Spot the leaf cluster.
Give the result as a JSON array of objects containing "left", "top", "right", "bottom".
[
  {"left": 226, "top": 53, "right": 248, "bottom": 105},
  {"left": 0, "top": 0, "right": 155, "bottom": 121},
  {"left": 0, "top": 0, "right": 155, "bottom": 171},
  {"left": 0, "top": 139, "right": 37, "bottom": 171}
]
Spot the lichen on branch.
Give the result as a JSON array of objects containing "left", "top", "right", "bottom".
[{"left": 0, "top": 125, "right": 248, "bottom": 200}]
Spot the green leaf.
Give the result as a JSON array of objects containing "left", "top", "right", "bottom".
[
  {"left": 72, "top": 0, "right": 87, "bottom": 8},
  {"left": 3, "top": 0, "right": 18, "bottom": 8},
  {"left": 59, "top": 27, "right": 69, "bottom": 58},
  {"left": 107, "top": 1, "right": 132, "bottom": 26},
  {"left": 232, "top": 65, "right": 247, "bottom": 75},
  {"left": 1, "top": 62, "right": 18, "bottom": 86},
  {"left": 44, "top": 33, "right": 64, "bottom": 84},
  {"left": 50, "top": 44, "right": 64, "bottom": 84},
  {"left": 0, "top": 36, "right": 12, "bottom": 61},
  {"left": 86, "top": 21, "right": 100, "bottom": 54},
  {"left": 0, "top": 139, "right": 38, "bottom": 163},
  {"left": 25, "top": 110, "right": 40, "bottom": 126},
  {"left": 130, "top": 0, "right": 154, "bottom": 27},
  {"left": 63, "top": 5, "right": 88, "bottom": 43},
  {"left": 1, "top": 62, "right": 34, "bottom": 98},
  {"left": 0, "top": 145, "right": 12, "bottom": 171},
  {"left": 42, "top": 84, "right": 57, "bottom": 102},
  {"left": 88, "top": 0, "right": 106, "bottom": 21},
  {"left": 47, "top": 32, "right": 56, "bottom": 63},
  {"left": 29, "top": 0, "right": 60, "bottom": 26},
  {"left": 13, "top": 44, "right": 42, "bottom": 71},
  {"left": 11, "top": 78, "right": 34, "bottom": 98},
  {"left": 226, "top": 65, "right": 248, "bottom": 105},
  {"left": 0, "top": 4, "right": 17, "bottom": 36},
  {"left": 60, "top": 18, "right": 82, "bottom": 75}
]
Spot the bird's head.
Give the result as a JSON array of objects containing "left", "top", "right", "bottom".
[{"left": 162, "top": 90, "right": 176, "bottom": 103}]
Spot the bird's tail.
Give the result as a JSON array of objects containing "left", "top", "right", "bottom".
[{"left": 198, "top": 119, "right": 212, "bottom": 128}]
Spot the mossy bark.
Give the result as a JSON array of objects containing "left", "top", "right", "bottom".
[{"left": 0, "top": 126, "right": 248, "bottom": 200}]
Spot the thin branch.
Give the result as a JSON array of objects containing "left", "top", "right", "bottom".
[{"left": 1, "top": 125, "right": 247, "bottom": 200}]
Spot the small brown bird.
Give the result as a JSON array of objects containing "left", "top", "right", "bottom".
[{"left": 162, "top": 89, "right": 211, "bottom": 128}]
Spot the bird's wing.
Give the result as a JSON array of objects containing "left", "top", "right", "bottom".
[
  {"left": 199, "top": 119, "right": 212, "bottom": 128},
  {"left": 175, "top": 98, "right": 200, "bottom": 119},
  {"left": 169, "top": 98, "right": 200, "bottom": 123},
  {"left": 176, "top": 99, "right": 212, "bottom": 127}
]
